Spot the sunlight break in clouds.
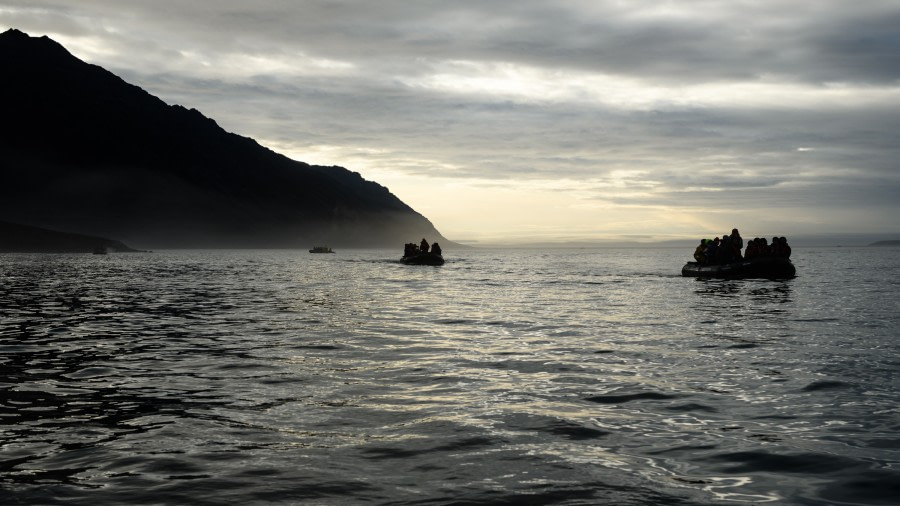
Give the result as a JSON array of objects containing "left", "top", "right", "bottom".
[{"left": 404, "top": 59, "right": 900, "bottom": 111}]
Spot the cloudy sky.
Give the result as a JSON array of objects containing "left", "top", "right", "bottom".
[{"left": 3, "top": 1, "right": 899, "bottom": 243}]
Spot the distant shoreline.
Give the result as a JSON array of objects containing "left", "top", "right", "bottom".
[
  {"left": 0, "top": 221, "right": 142, "bottom": 253},
  {"left": 457, "top": 237, "right": 900, "bottom": 249}
]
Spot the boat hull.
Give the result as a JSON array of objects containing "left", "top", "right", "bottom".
[
  {"left": 682, "top": 257, "right": 795, "bottom": 279},
  {"left": 400, "top": 253, "right": 445, "bottom": 266}
]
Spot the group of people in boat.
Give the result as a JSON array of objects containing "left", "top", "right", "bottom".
[
  {"left": 744, "top": 236, "right": 791, "bottom": 259},
  {"left": 693, "top": 228, "right": 791, "bottom": 265},
  {"left": 404, "top": 238, "right": 442, "bottom": 257}
]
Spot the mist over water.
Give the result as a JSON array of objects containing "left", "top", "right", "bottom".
[{"left": 1, "top": 248, "right": 898, "bottom": 505}]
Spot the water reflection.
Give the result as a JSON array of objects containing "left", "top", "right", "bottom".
[
  {"left": 692, "top": 279, "right": 792, "bottom": 300},
  {"left": 690, "top": 279, "right": 793, "bottom": 322},
  {"left": 692, "top": 279, "right": 742, "bottom": 297},
  {"left": 1, "top": 250, "right": 898, "bottom": 505},
  {"left": 747, "top": 282, "right": 792, "bottom": 302}
]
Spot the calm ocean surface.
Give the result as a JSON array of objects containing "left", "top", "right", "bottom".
[{"left": 1, "top": 247, "right": 898, "bottom": 505}]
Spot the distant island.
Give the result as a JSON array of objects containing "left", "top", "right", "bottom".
[
  {"left": 1, "top": 221, "right": 140, "bottom": 253},
  {"left": 0, "top": 28, "right": 452, "bottom": 249},
  {"left": 869, "top": 240, "right": 900, "bottom": 247}
]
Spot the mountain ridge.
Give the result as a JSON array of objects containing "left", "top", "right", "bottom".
[{"left": 0, "top": 28, "right": 452, "bottom": 249}]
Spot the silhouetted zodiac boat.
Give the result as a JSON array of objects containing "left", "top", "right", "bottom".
[
  {"left": 682, "top": 256, "right": 795, "bottom": 278},
  {"left": 400, "top": 252, "right": 445, "bottom": 266},
  {"left": 309, "top": 246, "right": 334, "bottom": 253}
]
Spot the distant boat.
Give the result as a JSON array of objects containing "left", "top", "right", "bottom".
[
  {"left": 92, "top": 245, "right": 107, "bottom": 255},
  {"left": 309, "top": 246, "right": 335, "bottom": 253},
  {"left": 682, "top": 256, "right": 795, "bottom": 279},
  {"left": 401, "top": 252, "right": 445, "bottom": 266}
]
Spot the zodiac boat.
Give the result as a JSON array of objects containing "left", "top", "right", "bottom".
[
  {"left": 400, "top": 252, "right": 445, "bottom": 266},
  {"left": 682, "top": 256, "right": 795, "bottom": 278}
]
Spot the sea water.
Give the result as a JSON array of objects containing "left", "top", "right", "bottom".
[{"left": 1, "top": 247, "right": 898, "bottom": 505}]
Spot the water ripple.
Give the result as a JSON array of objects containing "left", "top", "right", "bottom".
[{"left": 2, "top": 248, "right": 899, "bottom": 504}]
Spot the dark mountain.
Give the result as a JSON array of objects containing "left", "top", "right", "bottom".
[
  {"left": 0, "top": 220, "right": 140, "bottom": 253},
  {"left": 0, "top": 28, "right": 452, "bottom": 248}
]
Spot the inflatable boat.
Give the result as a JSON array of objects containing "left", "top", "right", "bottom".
[
  {"left": 400, "top": 252, "right": 445, "bottom": 266},
  {"left": 682, "top": 256, "right": 795, "bottom": 278}
]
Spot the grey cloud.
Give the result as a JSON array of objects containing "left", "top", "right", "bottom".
[
  {"left": 111, "top": 61, "right": 900, "bottom": 186},
  {"left": 801, "top": 12, "right": 900, "bottom": 84},
  {"left": 2, "top": 0, "right": 899, "bottom": 236},
  {"left": 8, "top": 0, "right": 900, "bottom": 85}
]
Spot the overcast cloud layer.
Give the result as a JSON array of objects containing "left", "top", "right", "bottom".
[{"left": 3, "top": 1, "right": 899, "bottom": 243}]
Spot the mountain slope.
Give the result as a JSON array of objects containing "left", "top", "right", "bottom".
[{"left": 0, "top": 28, "right": 450, "bottom": 248}]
